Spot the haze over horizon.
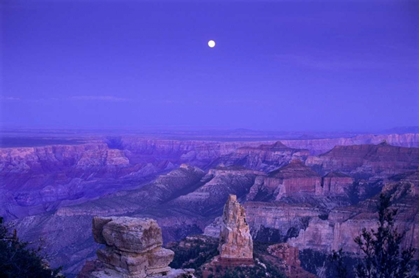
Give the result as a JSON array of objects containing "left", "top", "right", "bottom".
[{"left": 1, "top": 0, "right": 419, "bottom": 133}]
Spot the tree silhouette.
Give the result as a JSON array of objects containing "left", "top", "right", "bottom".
[
  {"left": 0, "top": 217, "right": 64, "bottom": 278},
  {"left": 354, "top": 193, "right": 416, "bottom": 278}
]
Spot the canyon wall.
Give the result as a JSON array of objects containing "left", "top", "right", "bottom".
[{"left": 1, "top": 133, "right": 418, "bottom": 277}]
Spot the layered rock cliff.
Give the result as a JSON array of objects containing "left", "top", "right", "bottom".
[
  {"left": 321, "top": 172, "right": 353, "bottom": 196},
  {"left": 169, "top": 168, "right": 259, "bottom": 216},
  {"left": 1, "top": 135, "right": 417, "bottom": 220},
  {"left": 215, "top": 141, "right": 309, "bottom": 172},
  {"left": 2, "top": 133, "right": 418, "bottom": 277},
  {"left": 247, "top": 160, "right": 323, "bottom": 201},
  {"left": 306, "top": 142, "right": 419, "bottom": 178},
  {"left": 79, "top": 216, "right": 194, "bottom": 278},
  {"left": 287, "top": 172, "right": 419, "bottom": 254},
  {"left": 267, "top": 243, "right": 316, "bottom": 278},
  {"left": 282, "top": 133, "right": 419, "bottom": 154}
]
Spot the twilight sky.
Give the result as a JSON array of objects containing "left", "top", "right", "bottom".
[{"left": 1, "top": 0, "right": 418, "bottom": 132}]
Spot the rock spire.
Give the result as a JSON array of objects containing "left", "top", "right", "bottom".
[{"left": 218, "top": 194, "right": 254, "bottom": 262}]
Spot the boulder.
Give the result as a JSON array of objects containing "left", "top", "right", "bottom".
[
  {"left": 92, "top": 217, "right": 113, "bottom": 244},
  {"left": 79, "top": 216, "right": 194, "bottom": 278},
  {"left": 101, "top": 217, "right": 162, "bottom": 253}
]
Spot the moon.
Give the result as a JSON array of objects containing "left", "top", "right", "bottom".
[{"left": 208, "top": 40, "right": 216, "bottom": 48}]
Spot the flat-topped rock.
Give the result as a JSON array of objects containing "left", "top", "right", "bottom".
[
  {"left": 146, "top": 248, "right": 174, "bottom": 276},
  {"left": 100, "top": 217, "right": 163, "bottom": 253},
  {"left": 80, "top": 216, "right": 194, "bottom": 278}
]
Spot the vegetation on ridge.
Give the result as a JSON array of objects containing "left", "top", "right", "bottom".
[
  {"left": 167, "top": 235, "right": 285, "bottom": 277},
  {"left": 353, "top": 193, "right": 416, "bottom": 278},
  {"left": 324, "top": 193, "right": 418, "bottom": 278},
  {"left": 0, "top": 217, "right": 64, "bottom": 278}
]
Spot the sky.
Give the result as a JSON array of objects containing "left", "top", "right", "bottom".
[{"left": 1, "top": 0, "right": 419, "bottom": 132}]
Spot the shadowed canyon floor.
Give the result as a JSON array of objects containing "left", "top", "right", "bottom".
[{"left": 0, "top": 132, "right": 418, "bottom": 277}]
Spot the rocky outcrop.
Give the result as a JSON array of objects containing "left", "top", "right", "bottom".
[
  {"left": 267, "top": 243, "right": 316, "bottom": 278},
  {"left": 218, "top": 195, "right": 253, "bottom": 262},
  {"left": 79, "top": 216, "right": 194, "bottom": 278},
  {"left": 203, "top": 217, "right": 222, "bottom": 238},
  {"left": 244, "top": 201, "right": 324, "bottom": 242},
  {"left": 247, "top": 160, "right": 322, "bottom": 201},
  {"left": 200, "top": 195, "right": 254, "bottom": 277},
  {"left": 288, "top": 173, "right": 419, "bottom": 254}
]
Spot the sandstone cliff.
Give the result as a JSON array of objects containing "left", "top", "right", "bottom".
[
  {"left": 306, "top": 142, "right": 419, "bottom": 178},
  {"left": 267, "top": 243, "right": 316, "bottom": 278},
  {"left": 2, "top": 134, "right": 418, "bottom": 277},
  {"left": 1, "top": 135, "right": 417, "bottom": 220},
  {"left": 215, "top": 141, "right": 309, "bottom": 172},
  {"left": 247, "top": 160, "right": 322, "bottom": 201},
  {"left": 321, "top": 172, "right": 353, "bottom": 196},
  {"left": 287, "top": 172, "right": 419, "bottom": 254}
]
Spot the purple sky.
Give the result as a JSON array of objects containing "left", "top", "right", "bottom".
[{"left": 1, "top": 0, "right": 418, "bottom": 132}]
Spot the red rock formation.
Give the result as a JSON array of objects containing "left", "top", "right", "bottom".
[
  {"left": 306, "top": 142, "right": 419, "bottom": 178},
  {"left": 218, "top": 195, "right": 253, "bottom": 262},
  {"left": 267, "top": 243, "right": 316, "bottom": 278},
  {"left": 243, "top": 201, "right": 323, "bottom": 239},
  {"left": 247, "top": 160, "right": 322, "bottom": 201},
  {"left": 288, "top": 172, "right": 419, "bottom": 254},
  {"left": 201, "top": 195, "right": 254, "bottom": 278},
  {"left": 1, "top": 137, "right": 416, "bottom": 217},
  {"left": 321, "top": 172, "right": 353, "bottom": 195},
  {"left": 2, "top": 134, "right": 418, "bottom": 277}
]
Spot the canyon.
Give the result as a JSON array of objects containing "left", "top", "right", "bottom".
[{"left": 0, "top": 132, "right": 418, "bottom": 277}]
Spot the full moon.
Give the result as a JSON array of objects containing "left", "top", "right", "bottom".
[{"left": 208, "top": 40, "right": 216, "bottom": 48}]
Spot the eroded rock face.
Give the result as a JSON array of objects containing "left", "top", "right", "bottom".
[
  {"left": 267, "top": 243, "right": 316, "bottom": 278},
  {"left": 281, "top": 133, "right": 419, "bottom": 154},
  {"left": 287, "top": 173, "right": 419, "bottom": 254},
  {"left": 247, "top": 160, "right": 323, "bottom": 201},
  {"left": 321, "top": 172, "right": 353, "bottom": 195},
  {"left": 203, "top": 216, "right": 222, "bottom": 238},
  {"left": 306, "top": 142, "right": 419, "bottom": 178},
  {"left": 100, "top": 217, "right": 163, "bottom": 253},
  {"left": 218, "top": 195, "right": 253, "bottom": 261},
  {"left": 79, "top": 216, "right": 194, "bottom": 278}
]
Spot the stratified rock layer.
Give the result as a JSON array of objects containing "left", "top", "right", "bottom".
[
  {"left": 79, "top": 216, "right": 194, "bottom": 278},
  {"left": 267, "top": 243, "right": 316, "bottom": 278},
  {"left": 247, "top": 160, "right": 323, "bottom": 201},
  {"left": 218, "top": 195, "right": 253, "bottom": 262}
]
